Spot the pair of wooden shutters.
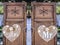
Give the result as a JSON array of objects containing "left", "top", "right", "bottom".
[{"left": 3, "top": 2, "right": 57, "bottom": 45}]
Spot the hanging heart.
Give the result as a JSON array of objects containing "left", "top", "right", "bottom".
[
  {"left": 2, "top": 24, "right": 21, "bottom": 42},
  {"left": 38, "top": 25, "right": 57, "bottom": 42}
]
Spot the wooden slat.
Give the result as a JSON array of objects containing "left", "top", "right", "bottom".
[
  {"left": 34, "top": 19, "right": 53, "bottom": 21},
  {"left": 6, "top": 19, "right": 24, "bottom": 21}
]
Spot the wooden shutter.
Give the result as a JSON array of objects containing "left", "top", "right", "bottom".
[
  {"left": 3, "top": 2, "right": 26, "bottom": 45},
  {"left": 31, "top": 2, "right": 57, "bottom": 45}
]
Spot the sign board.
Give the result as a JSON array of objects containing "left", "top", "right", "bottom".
[
  {"left": 31, "top": 2, "right": 57, "bottom": 45},
  {"left": 3, "top": 2, "right": 26, "bottom": 45}
]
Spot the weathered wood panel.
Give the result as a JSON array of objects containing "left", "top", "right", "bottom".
[
  {"left": 3, "top": 2, "right": 26, "bottom": 45},
  {"left": 31, "top": 2, "right": 57, "bottom": 45}
]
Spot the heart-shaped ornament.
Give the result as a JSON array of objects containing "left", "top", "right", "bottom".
[
  {"left": 2, "top": 24, "right": 21, "bottom": 42},
  {"left": 38, "top": 25, "right": 57, "bottom": 42}
]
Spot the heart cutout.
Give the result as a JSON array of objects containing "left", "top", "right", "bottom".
[
  {"left": 2, "top": 24, "right": 21, "bottom": 42},
  {"left": 38, "top": 25, "right": 57, "bottom": 42}
]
